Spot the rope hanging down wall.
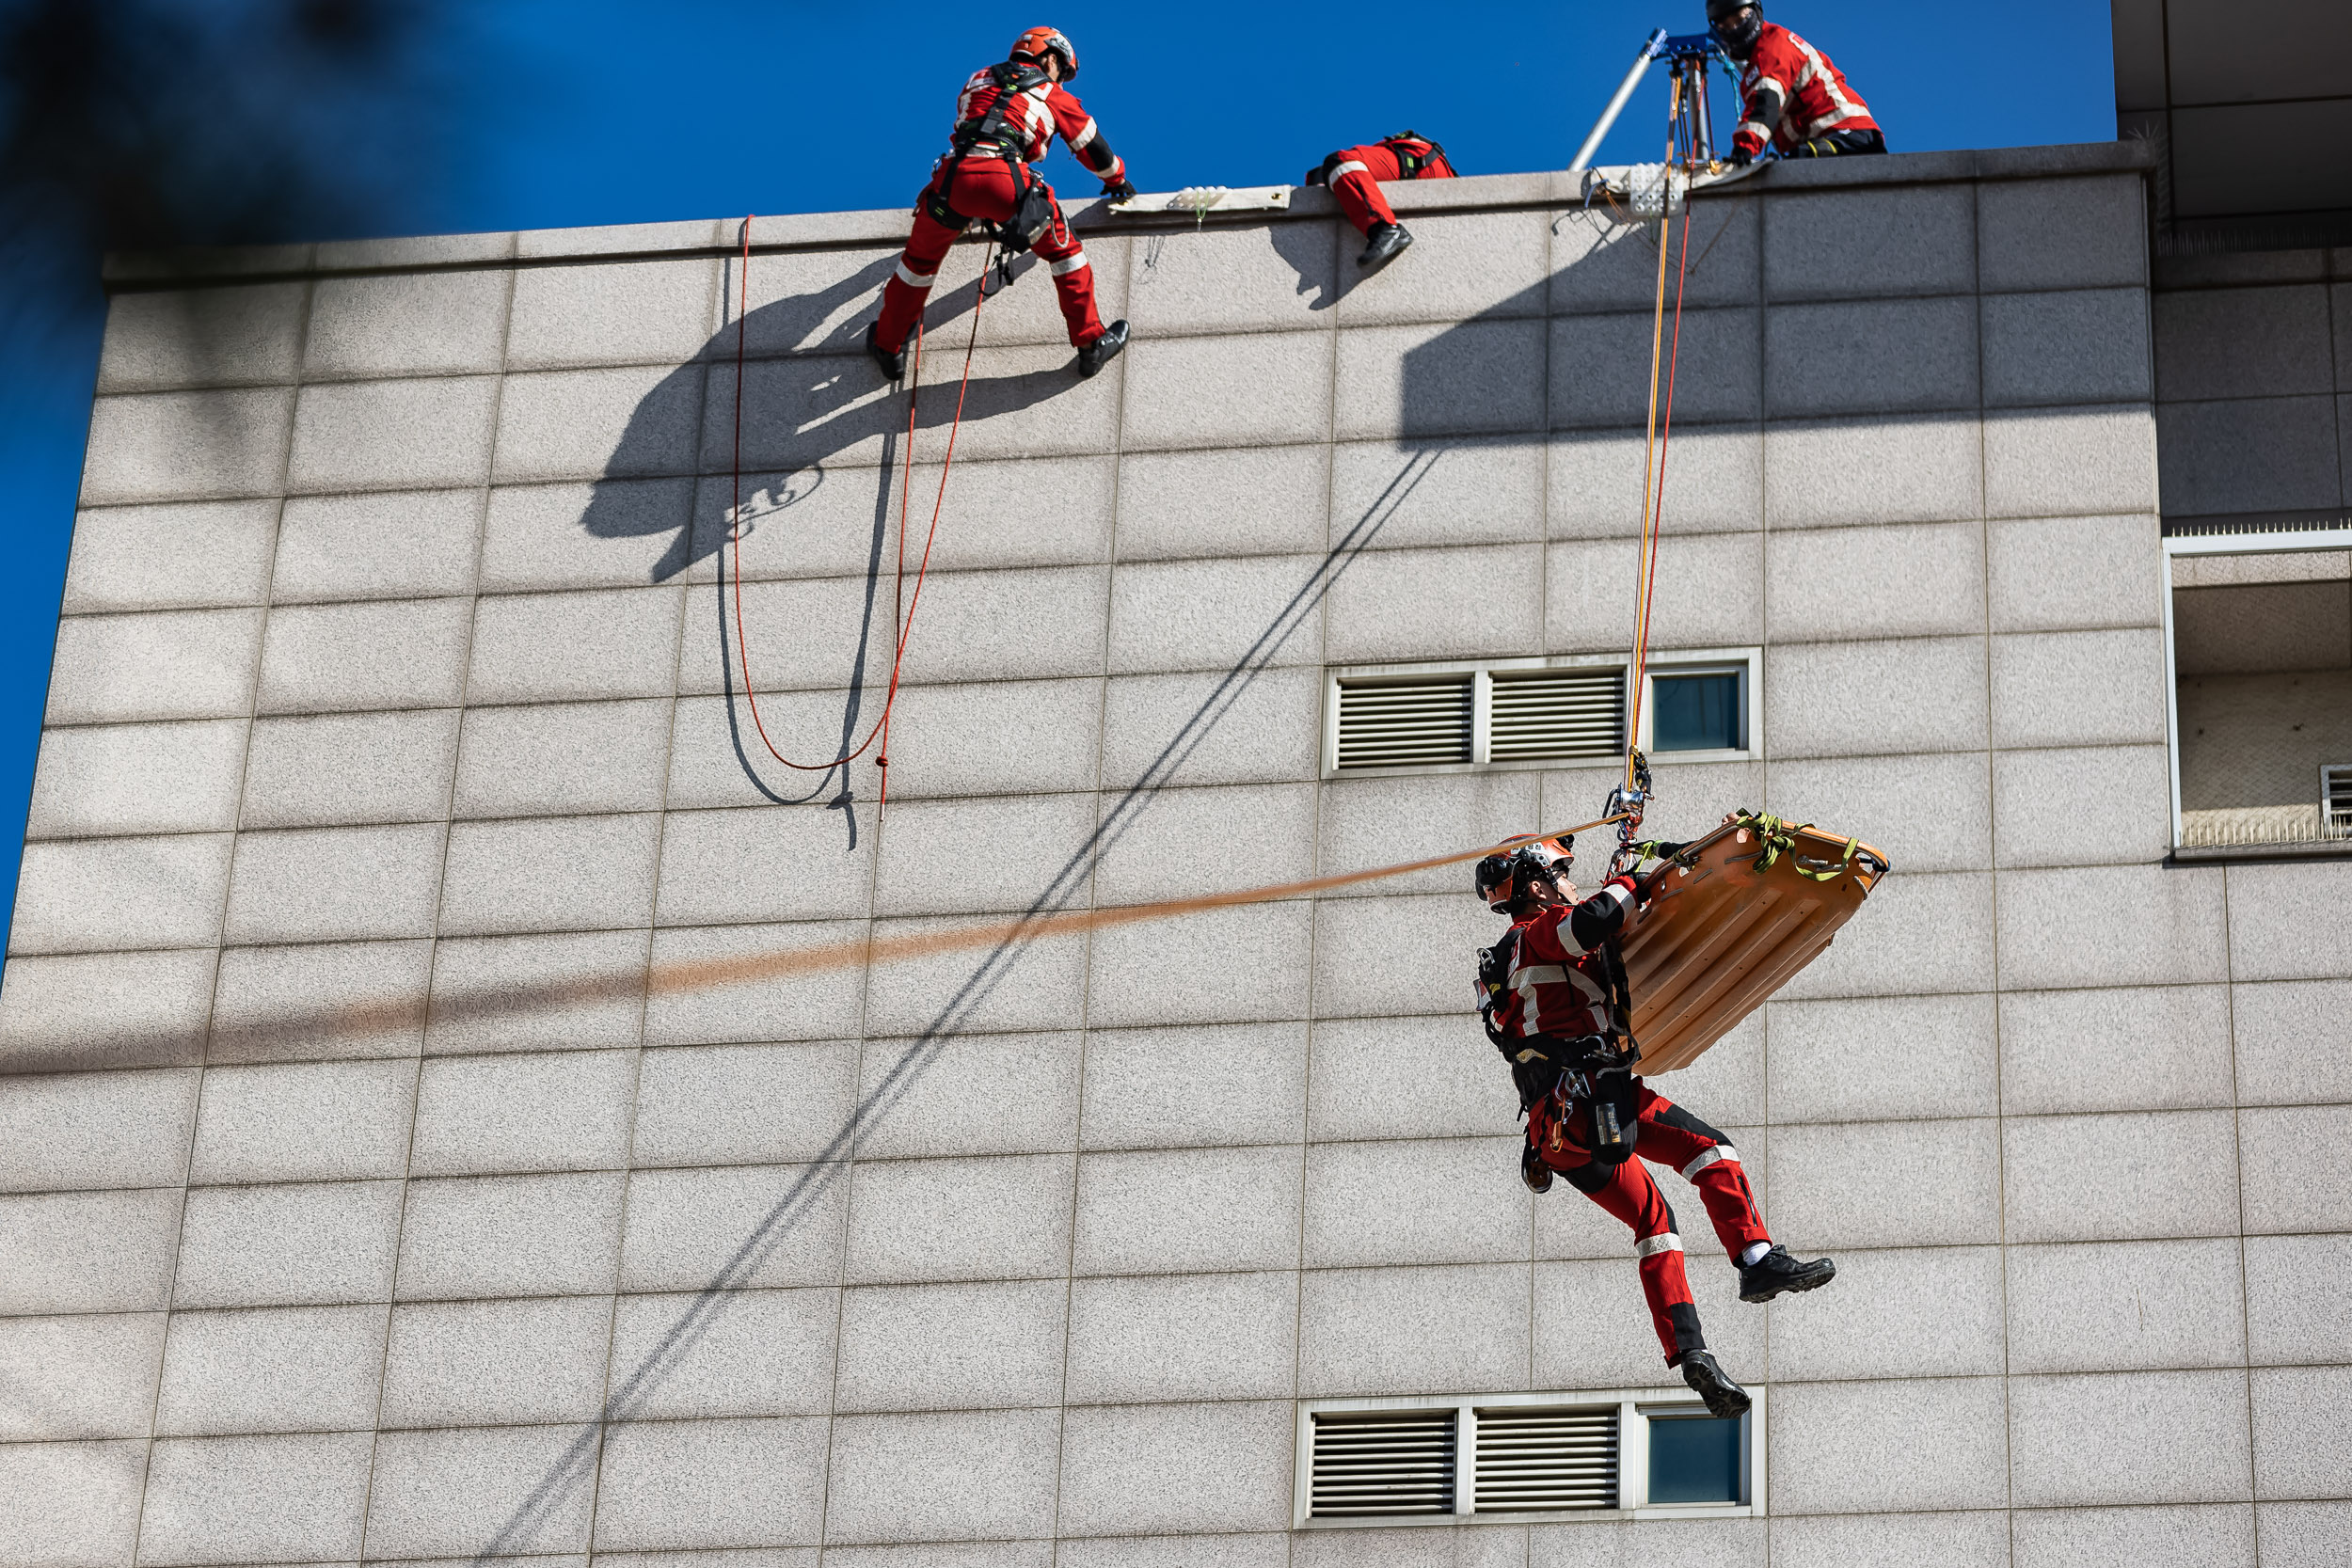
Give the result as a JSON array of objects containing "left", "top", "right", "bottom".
[{"left": 724, "top": 216, "right": 993, "bottom": 814}]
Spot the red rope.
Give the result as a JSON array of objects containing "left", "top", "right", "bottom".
[{"left": 725, "top": 216, "right": 990, "bottom": 815}]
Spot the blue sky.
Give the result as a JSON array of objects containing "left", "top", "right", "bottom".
[{"left": 0, "top": 0, "right": 2117, "bottom": 934}]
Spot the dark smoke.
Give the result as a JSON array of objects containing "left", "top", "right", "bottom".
[{"left": 0, "top": 0, "right": 442, "bottom": 329}]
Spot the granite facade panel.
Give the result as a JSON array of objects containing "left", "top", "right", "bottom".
[{"left": 30, "top": 165, "right": 2352, "bottom": 1556}]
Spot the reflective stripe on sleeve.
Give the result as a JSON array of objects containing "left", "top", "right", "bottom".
[
  {"left": 1070, "top": 116, "right": 1100, "bottom": 150},
  {"left": 893, "top": 260, "right": 937, "bottom": 290},
  {"left": 1738, "top": 119, "right": 1773, "bottom": 140},
  {"left": 1049, "top": 252, "right": 1089, "bottom": 277},
  {"left": 1636, "top": 1233, "right": 1685, "bottom": 1259},
  {"left": 1681, "top": 1146, "right": 1738, "bottom": 1179},
  {"left": 1328, "top": 159, "right": 1370, "bottom": 179}
]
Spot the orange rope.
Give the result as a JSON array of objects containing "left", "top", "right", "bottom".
[
  {"left": 1627, "top": 74, "right": 1697, "bottom": 786},
  {"left": 725, "top": 217, "right": 991, "bottom": 814},
  {"left": 204, "top": 813, "right": 1636, "bottom": 1056}
]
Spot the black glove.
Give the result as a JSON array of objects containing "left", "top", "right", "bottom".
[
  {"left": 1726, "top": 146, "right": 1754, "bottom": 167},
  {"left": 1303, "top": 164, "right": 1326, "bottom": 186},
  {"left": 1103, "top": 178, "right": 1137, "bottom": 203}
]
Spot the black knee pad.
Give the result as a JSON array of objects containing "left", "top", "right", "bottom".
[
  {"left": 1564, "top": 1161, "right": 1615, "bottom": 1196},
  {"left": 1655, "top": 1101, "right": 1731, "bottom": 1148}
]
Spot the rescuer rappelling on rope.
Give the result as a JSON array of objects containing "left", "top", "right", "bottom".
[
  {"left": 1472, "top": 829, "right": 1836, "bottom": 1418},
  {"left": 1302, "top": 131, "right": 1456, "bottom": 268},
  {"left": 867, "top": 25, "right": 1136, "bottom": 382}
]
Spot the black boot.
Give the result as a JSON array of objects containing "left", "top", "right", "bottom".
[
  {"left": 1739, "top": 1243, "right": 1836, "bottom": 1304},
  {"left": 866, "top": 323, "right": 905, "bottom": 381},
  {"left": 1076, "top": 319, "right": 1129, "bottom": 378},
  {"left": 1675, "top": 1349, "right": 1752, "bottom": 1418},
  {"left": 1520, "top": 1144, "right": 1553, "bottom": 1195},
  {"left": 1358, "top": 222, "right": 1413, "bottom": 268}
]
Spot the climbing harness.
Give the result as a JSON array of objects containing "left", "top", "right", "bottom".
[
  {"left": 1379, "top": 131, "right": 1450, "bottom": 179},
  {"left": 947, "top": 61, "right": 1059, "bottom": 253},
  {"left": 726, "top": 215, "right": 992, "bottom": 816}
]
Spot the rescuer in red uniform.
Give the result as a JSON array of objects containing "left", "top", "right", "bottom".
[
  {"left": 1303, "top": 132, "right": 1456, "bottom": 268},
  {"left": 1472, "top": 836, "right": 1836, "bottom": 1417},
  {"left": 1707, "top": 0, "right": 1884, "bottom": 163},
  {"left": 867, "top": 26, "right": 1136, "bottom": 381}
]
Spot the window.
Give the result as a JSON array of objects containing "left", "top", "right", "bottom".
[
  {"left": 1646, "top": 1411, "right": 1742, "bottom": 1504},
  {"left": 2163, "top": 527, "right": 2352, "bottom": 856},
  {"left": 1651, "top": 669, "right": 1745, "bottom": 752},
  {"left": 1326, "top": 651, "right": 1760, "bottom": 777},
  {"left": 1295, "top": 1391, "right": 1760, "bottom": 1526}
]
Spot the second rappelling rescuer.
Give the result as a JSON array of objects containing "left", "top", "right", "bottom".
[
  {"left": 867, "top": 26, "right": 1136, "bottom": 382},
  {"left": 1473, "top": 834, "right": 1836, "bottom": 1417},
  {"left": 1707, "top": 0, "right": 1884, "bottom": 163}
]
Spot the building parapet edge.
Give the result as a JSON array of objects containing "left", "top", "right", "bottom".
[{"left": 101, "top": 140, "right": 2156, "bottom": 288}]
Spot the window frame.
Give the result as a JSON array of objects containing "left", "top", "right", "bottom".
[
  {"left": 1292, "top": 1387, "right": 1766, "bottom": 1529},
  {"left": 2161, "top": 526, "right": 2352, "bottom": 858},
  {"left": 1323, "top": 649, "right": 1764, "bottom": 780}
]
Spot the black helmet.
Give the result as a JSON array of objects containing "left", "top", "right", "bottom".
[
  {"left": 1474, "top": 836, "right": 1575, "bottom": 913},
  {"left": 1707, "top": 0, "right": 1762, "bottom": 54}
]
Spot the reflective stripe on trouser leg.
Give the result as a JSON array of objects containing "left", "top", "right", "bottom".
[
  {"left": 1030, "top": 202, "right": 1103, "bottom": 347},
  {"left": 1324, "top": 144, "right": 1402, "bottom": 234},
  {"left": 1579, "top": 1154, "right": 1705, "bottom": 1362},
  {"left": 1645, "top": 1095, "right": 1772, "bottom": 1261},
  {"left": 874, "top": 195, "right": 969, "bottom": 352}
]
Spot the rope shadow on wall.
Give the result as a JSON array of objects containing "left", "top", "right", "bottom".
[
  {"left": 577, "top": 245, "right": 1087, "bottom": 830},
  {"left": 462, "top": 446, "right": 1448, "bottom": 1560}
]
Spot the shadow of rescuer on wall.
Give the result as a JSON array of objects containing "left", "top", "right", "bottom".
[{"left": 866, "top": 24, "right": 1134, "bottom": 382}]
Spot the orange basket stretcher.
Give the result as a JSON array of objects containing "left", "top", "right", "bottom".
[{"left": 1619, "top": 815, "right": 1892, "bottom": 1075}]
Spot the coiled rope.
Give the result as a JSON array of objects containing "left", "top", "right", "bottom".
[{"left": 726, "top": 216, "right": 993, "bottom": 815}]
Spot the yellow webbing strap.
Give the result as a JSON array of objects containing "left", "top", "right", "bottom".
[{"left": 1731, "top": 811, "right": 1858, "bottom": 883}]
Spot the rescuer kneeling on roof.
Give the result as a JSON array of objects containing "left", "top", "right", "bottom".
[
  {"left": 1707, "top": 0, "right": 1884, "bottom": 164},
  {"left": 867, "top": 26, "right": 1136, "bottom": 382},
  {"left": 1473, "top": 836, "right": 1836, "bottom": 1417},
  {"left": 1303, "top": 132, "right": 1456, "bottom": 268}
]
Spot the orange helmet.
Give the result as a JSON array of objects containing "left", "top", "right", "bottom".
[
  {"left": 1473, "top": 836, "right": 1575, "bottom": 912},
  {"left": 1010, "top": 25, "right": 1078, "bottom": 80}
]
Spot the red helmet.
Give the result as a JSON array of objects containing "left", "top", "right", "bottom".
[
  {"left": 1473, "top": 836, "right": 1575, "bottom": 912},
  {"left": 1010, "top": 25, "right": 1078, "bottom": 80}
]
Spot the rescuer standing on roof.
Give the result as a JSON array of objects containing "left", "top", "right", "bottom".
[
  {"left": 1472, "top": 835, "right": 1836, "bottom": 1417},
  {"left": 1303, "top": 132, "right": 1456, "bottom": 268},
  {"left": 867, "top": 26, "right": 1136, "bottom": 382},
  {"left": 1708, "top": 1, "right": 1884, "bottom": 163}
]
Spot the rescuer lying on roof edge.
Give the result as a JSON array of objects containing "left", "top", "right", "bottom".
[
  {"left": 1302, "top": 131, "right": 1456, "bottom": 269},
  {"left": 867, "top": 25, "right": 1136, "bottom": 383},
  {"left": 1473, "top": 835, "right": 1836, "bottom": 1418},
  {"left": 1706, "top": 0, "right": 1884, "bottom": 165}
]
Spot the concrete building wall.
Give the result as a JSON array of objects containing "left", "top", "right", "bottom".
[
  {"left": 5, "top": 144, "right": 2350, "bottom": 1567},
  {"left": 2151, "top": 246, "right": 2352, "bottom": 527}
]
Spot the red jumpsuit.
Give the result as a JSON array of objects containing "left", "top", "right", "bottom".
[
  {"left": 1312, "top": 134, "right": 1456, "bottom": 236},
  {"left": 1731, "top": 23, "right": 1882, "bottom": 160},
  {"left": 1492, "top": 879, "right": 1772, "bottom": 1364},
  {"left": 874, "top": 64, "right": 1126, "bottom": 354}
]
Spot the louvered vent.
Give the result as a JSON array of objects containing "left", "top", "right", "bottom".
[
  {"left": 1335, "top": 676, "right": 1473, "bottom": 770},
  {"left": 1489, "top": 669, "right": 1625, "bottom": 761},
  {"left": 1310, "top": 1409, "right": 1456, "bottom": 1516},
  {"left": 1473, "top": 1406, "right": 1618, "bottom": 1513},
  {"left": 2327, "top": 766, "right": 2352, "bottom": 831}
]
